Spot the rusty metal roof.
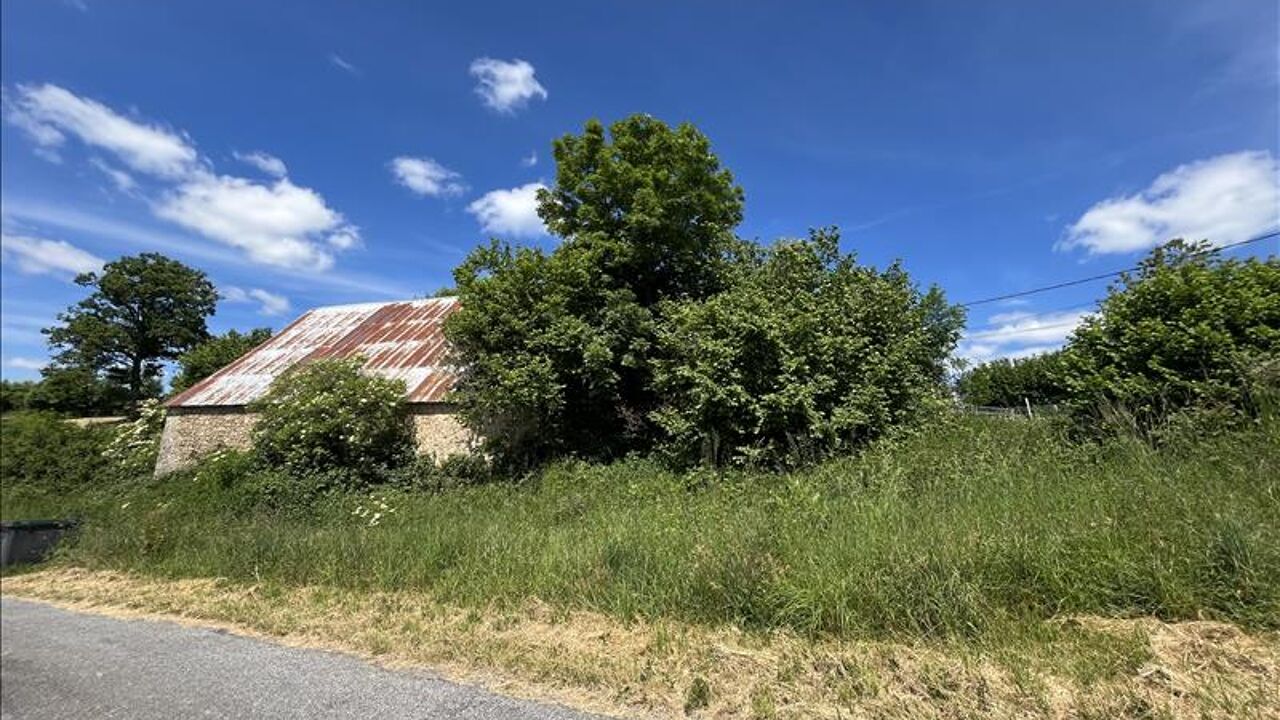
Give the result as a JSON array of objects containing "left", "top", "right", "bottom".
[{"left": 166, "top": 297, "right": 460, "bottom": 408}]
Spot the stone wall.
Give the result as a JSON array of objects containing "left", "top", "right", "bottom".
[
  {"left": 154, "top": 404, "right": 472, "bottom": 475},
  {"left": 154, "top": 407, "right": 257, "bottom": 476},
  {"left": 409, "top": 405, "right": 474, "bottom": 459}
]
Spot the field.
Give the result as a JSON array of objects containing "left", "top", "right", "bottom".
[{"left": 4, "top": 413, "right": 1279, "bottom": 717}]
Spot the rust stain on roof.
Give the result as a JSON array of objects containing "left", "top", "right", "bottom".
[{"left": 166, "top": 297, "right": 460, "bottom": 408}]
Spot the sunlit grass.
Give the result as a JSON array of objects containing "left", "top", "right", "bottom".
[{"left": 6, "top": 413, "right": 1277, "bottom": 641}]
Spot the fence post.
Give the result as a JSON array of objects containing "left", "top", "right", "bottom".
[{"left": 1024, "top": 397, "right": 1034, "bottom": 419}]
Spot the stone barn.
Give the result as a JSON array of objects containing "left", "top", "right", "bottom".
[{"left": 155, "top": 297, "right": 471, "bottom": 475}]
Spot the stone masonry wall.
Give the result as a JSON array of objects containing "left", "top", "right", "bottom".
[
  {"left": 154, "top": 407, "right": 257, "bottom": 476},
  {"left": 155, "top": 404, "right": 472, "bottom": 475},
  {"left": 408, "top": 405, "right": 473, "bottom": 459}
]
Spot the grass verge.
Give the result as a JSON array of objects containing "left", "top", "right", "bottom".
[
  {"left": 5, "top": 567, "right": 1277, "bottom": 719},
  {"left": 6, "top": 415, "right": 1278, "bottom": 638}
]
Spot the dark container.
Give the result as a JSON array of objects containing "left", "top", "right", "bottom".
[{"left": 0, "top": 520, "right": 78, "bottom": 567}]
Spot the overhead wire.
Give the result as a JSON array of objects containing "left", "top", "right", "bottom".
[{"left": 957, "top": 231, "right": 1279, "bottom": 308}]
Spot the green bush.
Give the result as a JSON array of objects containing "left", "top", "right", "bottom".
[
  {"left": 652, "top": 229, "right": 962, "bottom": 467},
  {"left": 249, "top": 358, "right": 414, "bottom": 487},
  {"left": 1059, "top": 240, "right": 1280, "bottom": 435},
  {"left": 956, "top": 351, "right": 1068, "bottom": 408},
  {"left": 0, "top": 411, "right": 112, "bottom": 490}
]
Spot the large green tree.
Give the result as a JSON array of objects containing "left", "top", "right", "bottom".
[
  {"left": 1059, "top": 239, "right": 1280, "bottom": 433},
  {"left": 44, "top": 253, "right": 218, "bottom": 406},
  {"left": 171, "top": 328, "right": 273, "bottom": 393},
  {"left": 447, "top": 115, "right": 747, "bottom": 467}
]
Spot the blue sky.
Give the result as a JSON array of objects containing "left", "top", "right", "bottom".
[{"left": 2, "top": 0, "right": 1277, "bottom": 379}]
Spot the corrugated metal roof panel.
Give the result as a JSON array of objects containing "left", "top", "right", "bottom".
[{"left": 166, "top": 297, "right": 460, "bottom": 408}]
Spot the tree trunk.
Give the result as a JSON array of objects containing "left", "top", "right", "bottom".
[{"left": 129, "top": 356, "right": 144, "bottom": 403}]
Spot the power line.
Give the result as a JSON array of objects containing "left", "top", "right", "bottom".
[{"left": 958, "top": 231, "right": 1279, "bottom": 308}]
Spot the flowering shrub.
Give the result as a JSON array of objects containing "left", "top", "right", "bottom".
[
  {"left": 250, "top": 358, "right": 414, "bottom": 486},
  {"left": 103, "top": 398, "right": 166, "bottom": 477}
]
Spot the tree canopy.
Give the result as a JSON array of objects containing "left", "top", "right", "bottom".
[
  {"left": 447, "top": 115, "right": 960, "bottom": 469},
  {"left": 447, "top": 116, "right": 750, "bottom": 467},
  {"left": 44, "top": 253, "right": 218, "bottom": 407}
]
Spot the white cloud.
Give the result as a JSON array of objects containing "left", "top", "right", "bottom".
[
  {"left": 221, "top": 285, "right": 291, "bottom": 316},
  {"left": 469, "top": 58, "right": 547, "bottom": 113},
  {"left": 389, "top": 156, "right": 466, "bottom": 197},
  {"left": 89, "top": 157, "right": 137, "bottom": 192},
  {"left": 156, "top": 173, "right": 358, "bottom": 272},
  {"left": 234, "top": 150, "right": 288, "bottom": 178},
  {"left": 467, "top": 182, "right": 547, "bottom": 237},
  {"left": 2, "top": 199, "right": 412, "bottom": 298},
  {"left": 4, "top": 84, "right": 362, "bottom": 274},
  {"left": 6, "top": 83, "right": 197, "bottom": 178},
  {"left": 957, "top": 308, "right": 1091, "bottom": 364},
  {"left": 1061, "top": 151, "right": 1279, "bottom": 255},
  {"left": 330, "top": 54, "right": 359, "bottom": 75},
  {"left": 1, "top": 232, "right": 105, "bottom": 278},
  {"left": 326, "top": 227, "right": 361, "bottom": 250},
  {"left": 521, "top": 151, "right": 538, "bottom": 167},
  {"left": 6, "top": 356, "right": 48, "bottom": 371}
]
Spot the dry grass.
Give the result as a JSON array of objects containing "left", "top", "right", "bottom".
[{"left": 5, "top": 568, "right": 1277, "bottom": 719}]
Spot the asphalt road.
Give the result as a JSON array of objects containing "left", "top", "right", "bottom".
[{"left": 1, "top": 597, "right": 610, "bottom": 719}]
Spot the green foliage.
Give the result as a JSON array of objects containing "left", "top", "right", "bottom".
[
  {"left": 21, "top": 367, "right": 138, "bottom": 417},
  {"left": 0, "top": 380, "right": 37, "bottom": 414},
  {"left": 956, "top": 351, "right": 1068, "bottom": 408},
  {"left": 250, "top": 358, "right": 414, "bottom": 487},
  {"left": 1059, "top": 240, "right": 1280, "bottom": 434},
  {"left": 538, "top": 114, "right": 746, "bottom": 304},
  {"left": 652, "top": 228, "right": 963, "bottom": 466},
  {"left": 0, "top": 411, "right": 112, "bottom": 491},
  {"left": 448, "top": 115, "right": 747, "bottom": 468},
  {"left": 171, "top": 328, "right": 273, "bottom": 393},
  {"left": 44, "top": 253, "right": 218, "bottom": 405}
]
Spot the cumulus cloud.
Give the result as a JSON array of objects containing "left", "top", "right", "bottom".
[
  {"left": 1061, "top": 151, "right": 1279, "bottom": 255},
  {"left": 234, "top": 150, "right": 288, "bottom": 178},
  {"left": 389, "top": 156, "right": 466, "bottom": 197},
  {"left": 6, "top": 357, "right": 48, "bottom": 371},
  {"left": 467, "top": 182, "right": 547, "bottom": 237},
  {"left": 469, "top": 58, "right": 547, "bottom": 113},
  {"left": 6, "top": 83, "right": 197, "bottom": 177},
  {"left": 156, "top": 173, "right": 357, "bottom": 272},
  {"left": 957, "top": 308, "right": 1092, "bottom": 364},
  {"left": 1, "top": 232, "right": 105, "bottom": 278},
  {"left": 4, "top": 83, "right": 361, "bottom": 273},
  {"left": 221, "top": 285, "right": 291, "bottom": 316}
]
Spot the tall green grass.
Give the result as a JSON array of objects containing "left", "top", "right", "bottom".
[{"left": 5, "top": 414, "right": 1278, "bottom": 639}]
